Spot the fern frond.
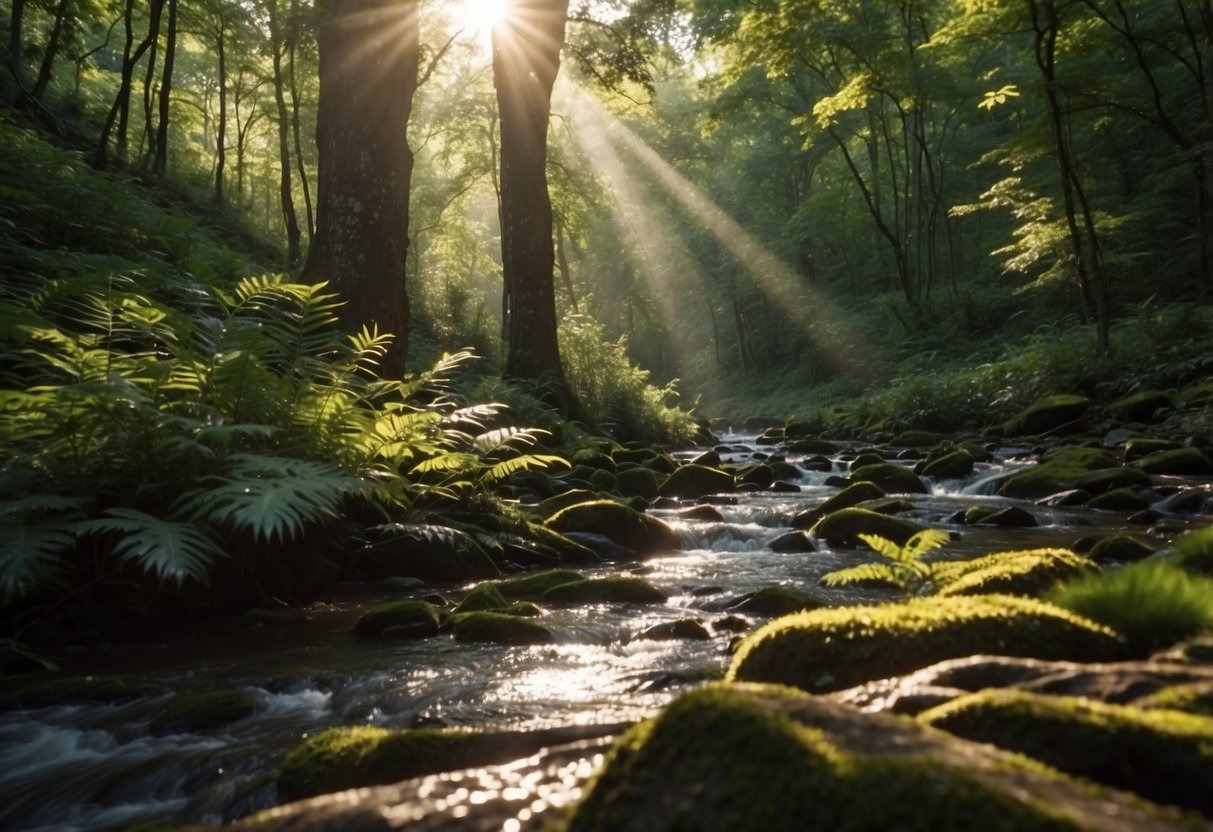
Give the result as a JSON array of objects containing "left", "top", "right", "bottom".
[
  {"left": 473, "top": 426, "right": 548, "bottom": 453},
  {"left": 904, "top": 529, "right": 952, "bottom": 560},
  {"left": 821, "top": 563, "right": 899, "bottom": 587},
  {"left": 857, "top": 533, "right": 905, "bottom": 561},
  {"left": 73, "top": 507, "right": 221, "bottom": 586},
  {"left": 484, "top": 454, "right": 570, "bottom": 484},
  {"left": 410, "top": 453, "right": 478, "bottom": 475},
  {"left": 0, "top": 523, "right": 74, "bottom": 600}
]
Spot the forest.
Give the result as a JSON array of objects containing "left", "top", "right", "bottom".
[{"left": 3, "top": 1, "right": 1213, "bottom": 830}]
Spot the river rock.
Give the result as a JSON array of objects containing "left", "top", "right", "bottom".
[
  {"left": 1134, "top": 447, "right": 1213, "bottom": 475},
  {"left": 801, "top": 454, "right": 833, "bottom": 472},
  {"left": 998, "top": 394, "right": 1090, "bottom": 437},
  {"left": 934, "top": 548, "right": 1096, "bottom": 598},
  {"left": 728, "top": 594, "right": 1125, "bottom": 694},
  {"left": 1086, "top": 534, "right": 1155, "bottom": 562},
  {"left": 540, "top": 575, "right": 668, "bottom": 605},
  {"left": 562, "top": 531, "right": 635, "bottom": 561},
  {"left": 636, "top": 619, "right": 711, "bottom": 641},
  {"left": 918, "top": 448, "right": 975, "bottom": 480},
  {"left": 615, "top": 467, "right": 660, "bottom": 499},
  {"left": 1124, "top": 437, "right": 1184, "bottom": 461},
  {"left": 1086, "top": 487, "right": 1150, "bottom": 512},
  {"left": 792, "top": 481, "right": 886, "bottom": 530},
  {"left": 150, "top": 688, "right": 259, "bottom": 736},
  {"left": 562, "top": 683, "right": 1191, "bottom": 832},
  {"left": 449, "top": 611, "right": 554, "bottom": 645},
  {"left": 962, "top": 506, "right": 1038, "bottom": 527},
  {"left": 998, "top": 447, "right": 1123, "bottom": 499},
  {"left": 353, "top": 600, "right": 442, "bottom": 639},
  {"left": 768, "top": 531, "right": 815, "bottom": 553},
  {"left": 848, "top": 462, "right": 929, "bottom": 494},
  {"left": 659, "top": 463, "right": 735, "bottom": 499},
  {"left": 724, "top": 585, "right": 825, "bottom": 617},
  {"left": 1105, "top": 389, "right": 1174, "bottom": 424},
  {"left": 809, "top": 507, "right": 927, "bottom": 548},
  {"left": 546, "top": 499, "right": 680, "bottom": 556},
  {"left": 360, "top": 526, "right": 501, "bottom": 581},
  {"left": 920, "top": 688, "right": 1213, "bottom": 817}
]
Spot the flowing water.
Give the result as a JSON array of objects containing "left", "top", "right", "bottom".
[{"left": 2, "top": 434, "right": 1209, "bottom": 831}]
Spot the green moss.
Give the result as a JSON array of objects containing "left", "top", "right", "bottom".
[
  {"left": 1001, "top": 394, "right": 1090, "bottom": 436},
  {"left": 962, "top": 506, "right": 1037, "bottom": 527},
  {"left": 919, "top": 689, "right": 1213, "bottom": 816},
  {"left": 494, "top": 568, "right": 586, "bottom": 600},
  {"left": 920, "top": 448, "right": 976, "bottom": 480},
  {"left": 277, "top": 725, "right": 474, "bottom": 800},
  {"left": 149, "top": 688, "right": 258, "bottom": 735},
  {"left": 1134, "top": 448, "right": 1213, "bottom": 475},
  {"left": 1105, "top": 389, "right": 1174, "bottom": 423},
  {"left": 728, "top": 585, "right": 825, "bottom": 616},
  {"left": 849, "top": 451, "right": 886, "bottom": 469},
  {"left": 891, "top": 430, "right": 952, "bottom": 448},
  {"left": 590, "top": 468, "right": 618, "bottom": 492},
  {"left": 1073, "top": 466, "right": 1152, "bottom": 494},
  {"left": 738, "top": 464, "right": 774, "bottom": 488},
  {"left": 637, "top": 619, "right": 712, "bottom": 640},
  {"left": 659, "top": 463, "right": 736, "bottom": 499},
  {"left": 453, "top": 582, "right": 510, "bottom": 613},
  {"left": 541, "top": 576, "right": 668, "bottom": 605},
  {"left": 352, "top": 599, "right": 442, "bottom": 638},
  {"left": 849, "top": 462, "right": 929, "bottom": 494},
  {"left": 1086, "top": 488, "right": 1149, "bottom": 512},
  {"left": 568, "top": 684, "right": 1116, "bottom": 832},
  {"left": 792, "top": 481, "right": 886, "bottom": 530},
  {"left": 546, "top": 500, "right": 680, "bottom": 555},
  {"left": 1138, "top": 683, "right": 1213, "bottom": 718},
  {"left": 1048, "top": 560, "right": 1213, "bottom": 654},
  {"left": 0, "top": 675, "right": 167, "bottom": 711},
  {"left": 935, "top": 549, "right": 1096, "bottom": 598},
  {"left": 728, "top": 594, "right": 1124, "bottom": 693},
  {"left": 1123, "top": 438, "right": 1182, "bottom": 461},
  {"left": 615, "top": 467, "right": 660, "bottom": 499},
  {"left": 785, "top": 437, "right": 841, "bottom": 454},
  {"left": 998, "top": 448, "right": 1122, "bottom": 499},
  {"left": 448, "top": 611, "right": 554, "bottom": 645},
  {"left": 537, "top": 488, "right": 600, "bottom": 518},
  {"left": 1173, "top": 526, "right": 1213, "bottom": 576},
  {"left": 809, "top": 507, "right": 927, "bottom": 548},
  {"left": 1086, "top": 534, "right": 1155, "bottom": 562}
]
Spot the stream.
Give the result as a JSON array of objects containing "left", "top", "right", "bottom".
[{"left": 2, "top": 433, "right": 1209, "bottom": 832}]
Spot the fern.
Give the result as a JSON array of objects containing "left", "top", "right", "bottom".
[
  {"left": 73, "top": 507, "right": 223, "bottom": 586},
  {"left": 0, "top": 523, "right": 76, "bottom": 600},
  {"left": 822, "top": 529, "right": 951, "bottom": 599}
]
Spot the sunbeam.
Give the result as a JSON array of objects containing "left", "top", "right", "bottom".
[{"left": 558, "top": 82, "right": 873, "bottom": 381}]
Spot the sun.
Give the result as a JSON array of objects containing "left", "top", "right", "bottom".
[{"left": 453, "top": 0, "right": 510, "bottom": 34}]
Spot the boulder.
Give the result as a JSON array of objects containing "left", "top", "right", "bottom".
[
  {"left": 452, "top": 583, "right": 510, "bottom": 614},
  {"left": 728, "top": 594, "right": 1125, "bottom": 694},
  {"left": 962, "top": 506, "right": 1038, "bottom": 527},
  {"left": 659, "top": 464, "right": 735, "bottom": 499},
  {"left": 792, "top": 481, "right": 886, "bottom": 530},
  {"left": 1000, "top": 394, "right": 1090, "bottom": 436},
  {"left": 564, "top": 684, "right": 1188, "bottom": 832},
  {"left": 1134, "top": 448, "right": 1213, "bottom": 475},
  {"left": 353, "top": 599, "right": 442, "bottom": 639},
  {"left": 448, "top": 611, "right": 554, "bottom": 645},
  {"left": 546, "top": 500, "right": 680, "bottom": 556},
  {"left": 562, "top": 531, "right": 636, "bottom": 561},
  {"left": 809, "top": 507, "right": 928, "bottom": 548},
  {"left": 848, "top": 462, "right": 929, "bottom": 494},
  {"left": 540, "top": 576, "right": 668, "bottom": 605},
  {"left": 615, "top": 467, "right": 660, "bottom": 499},
  {"left": 360, "top": 525, "right": 501, "bottom": 581},
  {"left": 1086, "top": 488, "right": 1149, "bottom": 512},
  {"left": 998, "top": 448, "right": 1123, "bottom": 499},
  {"left": 494, "top": 569, "right": 586, "bottom": 600},
  {"left": 920, "top": 689, "right": 1213, "bottom": 817},
  {"left": 1105, "top": 389, "right": 1174, "bottom": 424},
  {"left": 149, "top": 688, "right": 258, "bottom": 736},
  {"left": 636, "top": 619, "right": 711, "bottom": 641},
  {"left": 891, "top": 430, "right": 952, "bottom": 448},
  {"left": 934, "top": 548, "right": 1096, "bottom": 598},
  {"left": 1087, "top": 534, "right": 1155, "bottom": 562},
  {"left": 725, "top": 585, "right": 826, "bottom": 617},
  {"left": 768, "top": 531, "right": 815, "bottom": 553},
  {"left": 919, "top": 448, "right": 975, "bottom": 480},
  {"left": 1123, "top": 438, "right": 1182, "bottom": 461}
]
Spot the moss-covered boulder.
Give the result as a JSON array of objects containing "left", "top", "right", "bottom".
[
  {"left": 1086, "top": 488, "right": 1149, "bottom": 512},
  {"left": 149, "top": 689, "right": 258, "bottom": 735},
  {"left": 737, "top": 464, "right": 774, "bottom": 489},
  {"left": 1134, "top": 448, "right": 1213, "bottom": 475},
  {"left": 615, "top": 467, "right": 660, "bottom": 499},
  {"left": 786, "top": 438, "right": 840, "bottom": 454},
  {"left": 1105, "top": 389, "right": 1174, "bottom": 424},
  {"left": 541, "top": 576, "right": 668, "bottom": 605},
  {"left": 792, "top": 482, "right": 886, "bottom": 530},
  {"left": 1087, "top": 534, "right": 1155, "bottom": 562},
  {"left": 726, "top": 585, "right": 826, "bottom": 617},
  {"left": 537, "top": 488, "right": 601, "bottom": 518},
  {"left": 935, "top": 549, "right": 1096, "bottom": 598},
  {"left": 636, "top": 619, "right": 711, "bottom": 641},
  {"left": 453, "top": 583, "right": 510, "bottom": 613},
  {"left": 494, "top": 568, "right": 586, "bottom": 600},
  {"left": 962, "top": 506, "right": 1038, "bottom": 527},
  {"left": 659, "top": 464, "right": 735, "bottom": 499},
  {"left": 891, "top": 430, "right": 952, "bottom": 448},
  {"left": 919, "top": 448, "right": 976, "bottom": 480},
  {"left": 566, "top": 684, "right": 1184, "bottom": 832},
  {"left": 728, "top": 594, "right": 1124, "bottom": 694},
  {"left": 848, "top": 462, "right": 929, "bottom": 494},
  {"left": 1000, "top": 394, "right": 1090, "bottom": 436},
  {"left": 352, "top": 599, "right": 442, "bottom": 639},
  {"left": 1123, "top": 437, "right": 1183, "bottom": 461},
  {"left": 849, "top": 451, "right": 886, "bottom": 470},
  {"left": 920, "top": 689, "right": 1213, "bottom": 816},
  {"left": 448, "top": 611, "right": 554, "bottom": 645},
  {"left": 546, "top": 500, "right": 680, "bottom": 556},
  {"left": 809, "top": 507, "right": 927, "bottom": 548},
  {"left": 998, "top": 448, "right": 1124, "bottom": 500}
]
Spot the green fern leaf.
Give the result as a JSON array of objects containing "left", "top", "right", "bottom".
[
  {"left": 73, "top": 507, "right": 221, "bottom": 586},
  {"left": 0, "top": 522, "right": 74, "bottom": 600},
  {"left": 905, "top": 529, "right": 952, "bottom": 560},
  {"left": 821, "top": 563, "right": 899, "bottom": 588},
  {"left": 857, "top": 533, "right": 905, "bottom": 561},
  {"left": 484, "top": 454, "right": 570, "bottom": 484}
]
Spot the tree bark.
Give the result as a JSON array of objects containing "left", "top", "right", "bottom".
[
  {"left": 153, "top": 0, "right": 177, "bottom": 176},
  {"left": 301, "top": 0, "right": 419, "bottom": 377},
  {"left": 493, "top": 0, "right": 572, "bottom": 387},
  {"left": 32, "top": 0, "right": 72, "bottom": 100},
  {"left": 288, "top": 0, "right": 314, "bottom": 241},
  {"left": 267, "top": 0, "right": 302, "bottom": 266},
  {"left": 214, "top": 12, "right": 227, "bottom": 202}
]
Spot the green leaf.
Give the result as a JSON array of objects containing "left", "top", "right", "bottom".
[
  {"left": 73, "top": 508, "right": 222, "bottom": 586},
  {"left": 0, "top": 522, "right": 74, "bottom": 601}
]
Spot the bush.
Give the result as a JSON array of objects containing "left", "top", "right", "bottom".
[{"left": 1047, "top": 560, "right": 1213, "bottom": 654}]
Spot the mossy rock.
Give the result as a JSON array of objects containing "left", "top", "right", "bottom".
[
  {"left": 615, "top": 467, "right": 660, "bottom": 499},
  {"left": 1180, "top": 380, "right": 1213, "bottom": 407},
  {"left": 1105, "top": 389, "right": 1174, "bottom": 424},
  {"left": 728, "top": 594, "right": 1124, "bottom": 694},
  {"left": 589, "top": 468, "right": 618, "bottom": 492},
  {"left": 962, "top": 506, "right": 1038, "bottom": 528},
  {"left": 857, "top": 496, "right": 916, "bottom": 516},
  {"left": 566, "top": 683, "right": 1182, "bottom": 832},
  {"left": 0, "top": 675, "right": 168, "bottom": 711},
  {"left": 1086, "top": 488, "right": 1149, "bottom": 512},
  {"left": 659, "top": 464, "right": 735, "bottom": 499},
  {"left": 809, "top": 507, "right": 927, "bottom": 548},
  {"left": 1073, "top": 466, "right": 1152, "bottom": 494},
  {"left": 352, "top": 599, "right": 442, "bottom": 639},
  {"left": 919, "top": 689, "right": 1213, "bottom": 816},
  {"left": 935, "top": 549, "right": 1096, "bottom": 598},
  {"left": 537, "top": 488, "right": 601, "bottom": 518},
  {"left": 637, "top": 618, "right": 711, "bottom": 641},
  {"left": 1001, "top": 394, "right": 1090, "bottom": 436},
  {"left": 546, "top": 500, "right": 680, "bottom": 556},
  {"left": 738, "top": 464, "right": 775, "bottom": 489},
  {"left": 849, "top": 451, "right": 886, "bottom": 470},
  {"left": 574, "top": 449, "right": 617, "bottom": 471},
  {"left": 611, "top": 448, "right": 655, "bottom": 467},
  {"left": 848, "top": 463, "right": 929, "bottom": 494},
  {"left": 727, "top": 585, "right": 825, "bottom": 617},
  {"left": 1134, "top": 448, "right": 1213, "bottom": 475},
  {"left": 523, "top": 522, "right": 601, "bottom": 565},
  {"left": 149, "top": 688, "right": 258, "bottom": 736},
  {"left": 453, "top": 583, "right": 510, "bottom": 613},
  {"left": 1138, "top": 683, "right": 1213, "bottom": 718},
  {"left": 278, "top": 725, "right": 475, "bottom": 799},
  {"left": 448, "top": 611, "right": 554, "bottom": 645},
  {"left": 1086, "top": 534, "right": 1155, "bottom": 563},
  {"left": 494, "top": 568, "right": 586, "bottom": 600},
  {"left": 919, "top": 449, "right": 975, "bottom": 480},
  {"left": 541, "top": 576, "right": 668, "bottom": 605},
  {"left": 792, "top": 481, "right": 886, "bottom": 530},
  {"left": 1124, "top": 438, "right": 1183, "bottom": 461},
  {"left": 998, "top": 448, "right": 1120, "bottom": 500}
]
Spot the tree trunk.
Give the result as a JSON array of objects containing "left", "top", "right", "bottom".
[
  {"left": 555, "top": 216, "right": 578, "bottom": 312},
  {"left": 288, "top": 0, "right": 314, "bottom": 241},
  {"left": 214, "top": 15, "right": 227, "bottom": 202},
  {"left": 268, "top": 0, "right": 302, "bottom": 266},
  {"left": 152, "top": 0, "right": 177, "bottom": 176},
  {"left": 493, "top": 0, "right": 571, "bottom": 388},
  {"left": 301, "top": 0, "right": 419, "bottom": 377},
  {"left": 32, "top": 0, "right": 72, "bottom": 100}
]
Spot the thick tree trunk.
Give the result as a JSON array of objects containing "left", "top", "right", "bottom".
[
  {"left": 493, "top": 0, "right": 571, "bottom": 386},
  {"left": 301, "top": 0, "right": 418, "bottom": 377},
  {"left": 152, "top": 0, "right": 176, "bottom": 176}
]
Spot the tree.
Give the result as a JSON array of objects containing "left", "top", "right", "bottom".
[
  {"left": 301, "top": 0, "right": 419, "bottom": 377},
  {"left": 492, "top": 0, "right": 572, "bottom": 389}
]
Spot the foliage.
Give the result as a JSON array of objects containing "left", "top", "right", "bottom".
[
  {"left": 822, "top": 530, "right": 952, "bottom": 599},
  {"left": 1047, "top": 560, "right": 1213, "bottom": 654},
  {"left": 1171, "top": 526, "right": 1213, "bottom": 577}
]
